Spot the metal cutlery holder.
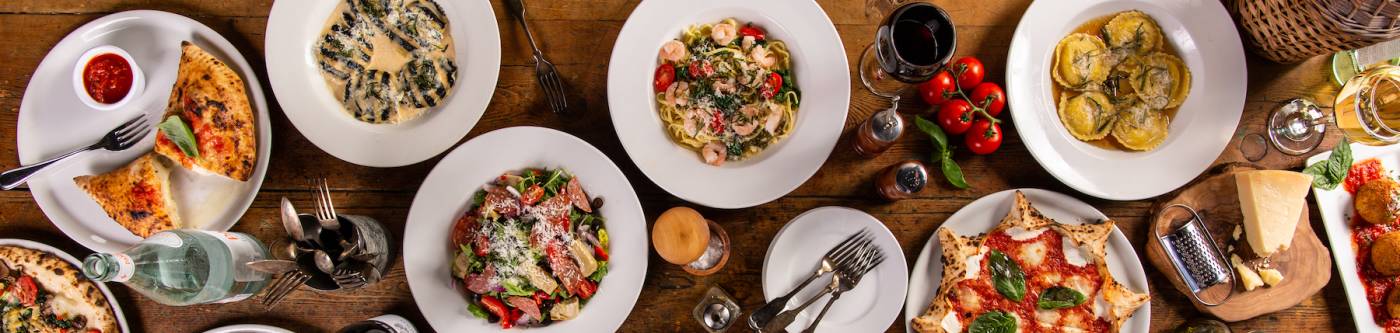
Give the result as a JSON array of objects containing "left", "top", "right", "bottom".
[
  {"left": 1154, "top": 204, "right": 1235, "bottom": 306},
  {"left": 287, "top": 213, "right": 394, "bottom": 291}
]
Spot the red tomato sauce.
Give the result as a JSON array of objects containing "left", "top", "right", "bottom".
[
  {"left": 82, "top": 53, "right": 133, "bottom": 104},
  {"left": 949, "top": 229, "right": 1109, "bottom": 332},
  {"left": 1347, "top": 159, "right": 1400, "bottom": 331}
]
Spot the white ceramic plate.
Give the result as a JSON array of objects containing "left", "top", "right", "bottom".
[
  {"left": 403, "top": 126, "right": 647, "bottom": 332},
  {"left": 902, "top": 189, "right": 1150, "bottom": 333},
  {"left": 265, "top": 0, "right": 500, "bottom": 167},
  {"left": 607, "top": 0, "right": 850, "bottom": 209},
  {"left": 0, "top": 239, "right": 130, "bottom": 333},
  {"left": 16, "top": 10, "right": 272, "bottom": 253},
  {"left": 762, "top": 206, "right": 908, "bottom": 332},
  {"left": 201, "top": 324, "right": 293, "bottom": 333},
  {"left": 1005, "top": 0, "right": 1247, "bottom": 200},
  {"left": 1309, "top": 143, "right": 1399, "bottom": 332}
]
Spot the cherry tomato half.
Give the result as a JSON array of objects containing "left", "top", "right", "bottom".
[
  {"left": 739, "top": 25, "right": 766, "bottom": 41},
  {"left": 653, "top": 64, "right": 675, "bottom": 92},
  {"left": 970, "top": 82, "right": 1006, "bottom": 117},
  {"left": 762, "top": 72, "right": 783, "bottom": 99},
  {"left": 951, "top": 57, "right": 985, "bottom": 90},
  {"left": 936, "top": 99, "right": 975, "bottom": 135},
  {"left": 14, "top": 275, "right": 37, "bottom": 306},
  {"left": 919, "top": 71, "right": 957, "bottom": 106},
  {"left": 521, "top": 185, "right": 545, "bottom": 205},
  {"left": 965, "top": 120, "right": 1003, "bottom": 155}
]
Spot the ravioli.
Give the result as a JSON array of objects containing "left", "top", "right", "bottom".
[
  {"left": 1053, "top": 33, "right": 1111, "bottom": 90},
  {"left": 1102, "top": 10, "right": 1163, "bottom": 56},
  {"left": 315, "top": 0, "right": 456, "bottom": 125},
  {"left": 1112, "top": 102, "right": 1170, "bottom": 151},
  {"left": 1058, "top": 92, "right": 1117, "bottom": 141},
  {"left": 1129, "top": 53, "right": 1190, "bottom": 109}
]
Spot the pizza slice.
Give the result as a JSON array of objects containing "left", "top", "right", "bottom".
[
  {"left": 0, "top": 245, "right": 119, "bottom": 333},
  {"left": 73, "top": 152, "right": 181, "bottom": 238},
  {"left": 911, "top": 190, "right": 1149, "bottom": 333},
  {"left": 153, "top": 41, "right": 257, "bottom": 182}
]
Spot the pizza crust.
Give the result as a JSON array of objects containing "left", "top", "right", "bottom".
[
  {"left": 73, "top": 152, "right": 181, "bottom": 238},
  {"left": 912, "top": 190, "right": 1149, "bottom": 332},
  {"left": 153, "top": 41, "right": 257, "bottom": 182},
  {"left": 0, "top": 246, "right": 118, "bottom": 333}
]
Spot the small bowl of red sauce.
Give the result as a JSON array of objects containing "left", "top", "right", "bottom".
[{"left": 72, "top": 45, "right": 144, "bottom": 111}]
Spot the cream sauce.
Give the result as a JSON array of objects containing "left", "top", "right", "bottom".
[{"left": 316, "top": 0, "right": 456, "bottom": 124}]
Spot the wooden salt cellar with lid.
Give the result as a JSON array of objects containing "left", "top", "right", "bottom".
[{"left": 652, "top": 207, "right": 730, "bottom": 276}]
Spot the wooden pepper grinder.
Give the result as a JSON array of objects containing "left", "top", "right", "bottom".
[{"left": 652, "top": 207, "right": 730, "bottom": 276}]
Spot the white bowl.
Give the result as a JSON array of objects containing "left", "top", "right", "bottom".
[{"left": 71, "top": 45, "right": 144, "bottom": 111}]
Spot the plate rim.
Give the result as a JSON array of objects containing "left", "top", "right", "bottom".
[
  {"left": 0, "top": 238, "right": 130, "bottom": 333},
  {"left": 900, "top": 188, "right": 1152, "bottom": 333}
]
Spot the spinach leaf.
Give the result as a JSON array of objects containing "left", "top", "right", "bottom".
[
  {"left": 989, "top": 250, "right": 1026, "bottom": 301},
  {"left": 157, "top": 116, "right": 199, "bottom": 157},
  {"left": 1037, "top": 286, "right": 1087, "bottom": 309},
  {"left": 968, "top": 311, "right": 1017, "bottom": 333}
]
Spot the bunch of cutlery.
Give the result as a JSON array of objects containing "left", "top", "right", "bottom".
[
  {"left": 748, "top": 229, "right": 887, "bottom": 333},
  {"left": 254, "top": 179, "right": 387, "bottom": 307}
]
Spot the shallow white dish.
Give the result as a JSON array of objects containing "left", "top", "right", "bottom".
[
  {"left": 265, "top": 0, "right": 501, "bottom": 167},
  {"left": 17, "top": 10, "right": 272, "bottom": 253},
  {"left": 607, "top": 0, "right": 850, "bottom": 209},
  {"left": 201, "top": 324, "right": 293, "bottom": 333},
  {"left": 403, "top": 126, "right": 647, "bottom": 332},
  {"left": 72, "top": 45, "right": 144, "bottom": 111},
  {"left": 902, "top": 189, "right": 1150, "bottom": 333},
  {"left": 1005, "top": 0, "right": 1247, "bottom": 200},
  {"left": 1309, "top": 143, "right": 1400, "bottom": 332},
  {"left": 0, "top": 238, "right": 130, "bottom": 333},
  {"left": 762, "top": 206, "right": 908, "bottom": 332}
]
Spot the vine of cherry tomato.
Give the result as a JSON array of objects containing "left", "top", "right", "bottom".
[{"left": 915, "top": 56, "right": 1007, "bottom": 154}]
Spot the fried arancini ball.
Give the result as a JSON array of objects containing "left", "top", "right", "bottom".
[
  {"left": 1389, "top": 287, "right": 1400, "bottom": 318},
  {"left": 1372, "top": 232, "right": 1400, "bottom": 276},
  {"left": 1356, "top": 177, "right": 1400, "bottom": 225}
]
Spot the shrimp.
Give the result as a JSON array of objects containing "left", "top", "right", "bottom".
[
  {"left": 751, "top": 45, "right": 777, "bottom": 69},
  {"left": 733, "top": 119, "right": 758, "bottom": 136},
  {"left": 713, "top": 78, "right": 737, "bottom": 94},
  {"left": 682, "top": 115, "right": 698, "bottom": 136},
  {"left": 658, "top": 40, "right": 688, "bottom": 63},
  {"left": 741, "top": 35, "right": 756, "bottom": 51},
  {"left": 764, "top": 103, "right": 784, "bottom": 134},
  {"left": 711, "top": 23, "right": 737, "bottom": 46},
  {"left": 664, "top": 81, "right": 690, "bottom": 107},
  {"left": 702, "top": 142, "right": 727, "bottom": 166},
  {"left": 740, "top": 105, "right": 761, "bottom": 118}
]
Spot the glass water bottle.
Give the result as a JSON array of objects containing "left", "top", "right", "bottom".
[{"left": 82, "top": 230, "right": 271, "bottom": 306}]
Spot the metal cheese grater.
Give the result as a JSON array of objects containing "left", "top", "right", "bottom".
[{"left": 1154, "top": 204, "right": 1236, "bottom": 306}]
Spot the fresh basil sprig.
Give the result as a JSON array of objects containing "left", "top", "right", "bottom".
[
  {"left": 968, "top": 311, "right": 1017, "bottom": 333},
  {"left": 157, "top": 115, "right": 199, "bottom": 158},
  {"left": 914, "top": 115, "right": 969, "bottom": 189},
  {"left": 988, "top": 250, "right": 1026, "bottom": 301},
  {"left": 1302, "top": 138, "right": 1351, "bottom": 190},
  {"left": 1037, "top": 286, "right": 1087, "bottom": 309}
]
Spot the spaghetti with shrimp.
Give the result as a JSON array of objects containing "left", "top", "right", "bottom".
[{"left": 653, "top": 18, "right": 801, "bottom": 166}]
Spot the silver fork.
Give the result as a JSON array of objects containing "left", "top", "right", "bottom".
[
  {"left": 801, "top": 246, "right": 886, "bottom": 333},
  {"left": 312, "top": 178, "right": 340, "bottom": 230},
  {"left": 332, "top": 267, "right": 367, "bottom": 290},
  {"left": 750, "top": 230, "right": 873, "bottom": 330},
  {"left": 505, "top": 0, "right": 569, "bottom": 114},
  {"left": 260, "top": 270, "right": 310, "bottom": 307},
  {"left": 1, "top": 115, "right": 151, "bottom": 190}
]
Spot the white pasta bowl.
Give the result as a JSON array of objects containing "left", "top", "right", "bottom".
[
  {"left": 607, "top": 0, "right": 850, "bottom": 209},
  {"left": 1005, "top": 0, "right": 1247, "bottom": 200}
]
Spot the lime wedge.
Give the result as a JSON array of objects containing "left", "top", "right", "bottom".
[{"left": 1333, "top": 50, "right": 1360, "bottom": 86}]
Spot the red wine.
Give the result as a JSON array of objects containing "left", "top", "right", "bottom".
[
  {"left": 893, "top": 19, "right": 938, "bottom": 66},
  {"left": 874, "top": 2, "right": 957, "bottom": 83}
]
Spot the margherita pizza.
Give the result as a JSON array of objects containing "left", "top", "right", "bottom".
[
  {"left": 153, "top": 41, "right": 257, "bottom": 182},
  {"left": 912, "top": 191, "right": 1149, "bottom": 333},
  {"left": 0, "top": 246, "right": 118, "bottom": 333}
]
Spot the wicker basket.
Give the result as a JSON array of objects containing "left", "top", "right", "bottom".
[{"left": 1232, "top": 0, "right": 1400, "bottom": 63}]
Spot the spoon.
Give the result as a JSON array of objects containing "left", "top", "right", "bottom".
[
  {"left": 313, "top": 250, "right": 335, "bottom": 275},
  {"left": 280, "top": 198, "right": 304, "bottom": 242}
]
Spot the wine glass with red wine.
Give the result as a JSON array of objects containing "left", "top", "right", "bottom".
[{"left": 859, "top": 2, "right": 956, "bottom": 98}]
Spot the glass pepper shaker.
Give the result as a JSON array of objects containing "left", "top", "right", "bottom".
[
  {"left": 876, "top": 160, "right": 928, "bottom": 201},
  {"left": 853, "top": 103, "right": 904, "bottom": 158}
]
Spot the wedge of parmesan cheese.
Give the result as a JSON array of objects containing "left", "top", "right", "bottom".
[
  {"left": 1236, "top": 170, "right": 1313, "bottom": 257},
  {"left": 1259, "top": 268, "right": 1284, "bottom": 287},
  {"left": 1235, "top": 261, "right": 1263, "bottom": 291}
]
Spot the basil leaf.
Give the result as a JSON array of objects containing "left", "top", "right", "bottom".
[
  {"left": 914, "top": 115, "right": 948, "bottom": 149},
  {"left": 968, "top": 311, "right": 1017, "bottom": 333},
  {"left": 1302, "top": 159, "right": 1331, "bottom": 188},
  {"left": 989, "top": 250, "right": 1026, "bottom": 301},
  {"left": 1327, "top": 138, "right": 1352, "bottom": 182},
  {"left": 1037, "top": 286, "right": 1087, "bottom": 309},
  {"left": 941, "top": 152, "right": 969, "bottom": 189},
  {"left": 157, "top": 116, "right": 199, "bottom": 157}
]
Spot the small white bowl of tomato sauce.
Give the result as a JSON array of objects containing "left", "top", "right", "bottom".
[{"left": 72, "top": 45, "right": 144, "bottom": 111}]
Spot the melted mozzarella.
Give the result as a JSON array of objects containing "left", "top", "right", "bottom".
[
  {"left": 1021, "top": 240, "right": 1049, "bottom": 267},
  {"left": 1062, "top": 235, "right": 1089, "bottom": 267},
  {"left": 1092, "top": 292, "right": 1109, "bottom": 319},
  {"left": 1005, "top": 227, "right": 1048, "bottom": 241},
  {"left": 1035, "top": 308, "right": 1061, "bottom": 325},
  {"left": 955, "top": 287, "right": 983, "bottom": 313},
  {"left": 1065, "top": 275, "right": 1097, "bottom": 297},
  {"left": 941, "top": 311, "right": 962, "bottom": 332},
  {"left": 965, "top": 247, "right": 988, "bottom": 279}
]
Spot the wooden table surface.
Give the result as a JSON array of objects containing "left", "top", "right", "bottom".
[{"left": 0, "top": 0, "right": 1360, "bottom": 332}]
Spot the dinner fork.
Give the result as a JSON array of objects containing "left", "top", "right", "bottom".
[
  {"left": 504, "top": 0, "right": 570, "bottom": 115},
  {"left": 312, "top": 178, "right": 340, "bottom": 230},
  {"left": 749, "top": 230, "right": 873, "bottom": 330},
  {"left": 261, "top": 270, "right": 310, "bottom": 307},
  {"left": 801, "top": 247, "right": 886, "bottom": 333},
  {"left": 764, "top": 245, "right": 881, "bottom": 333},
  {"left": 0, "top": 115, "right": 151, "bottom": 190},
  {"left": 332, "top": 267, "right": 367, "bottom": 290}
]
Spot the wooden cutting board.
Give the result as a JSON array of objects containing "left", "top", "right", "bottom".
[{"left": 1146, "top": 165, "right": 1332, "bottom": 322}]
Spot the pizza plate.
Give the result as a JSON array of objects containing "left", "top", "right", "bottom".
[
  {"left": 265, "top": 0, "right": 501, "bottom": 167},
  {"left": 16, "top": 10, "right": 273, "bottom": 253},
  {"left": 902, "top": 189, "right": 1150, "bottom": 333},
  {"left": 0, "top": 239, "right": 130, "bottom": 333}
]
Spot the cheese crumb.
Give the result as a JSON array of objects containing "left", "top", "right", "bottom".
[
  {"left": 1235, "top": 261, "right": 1263, "bottom": 291},
  {"left": 1232, "top": 225, "right": 1242, "bottom": 240},
  {"left": 1259, "top": 268, "right": 1284, "bottom": 287}
]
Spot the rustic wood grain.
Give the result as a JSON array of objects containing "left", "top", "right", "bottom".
[{"left": 0, "top": 0, "right": 1362, "bottom": 332}]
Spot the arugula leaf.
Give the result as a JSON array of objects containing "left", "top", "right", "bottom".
[
  {"left": 1037, "top": 286, "right": 1087, "bottom": 309},
  {"left": 157, "top": 116, "right": 199, "bottom": 157},
  {"left": 989, "top": 250, "right": 1026, "bottom": 301},
  {"left": 914, "top": 115, "right": 969, "bottom": 189},
  {"left": 968, "top": 311, "right": 1017, "bottom": 333}
]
